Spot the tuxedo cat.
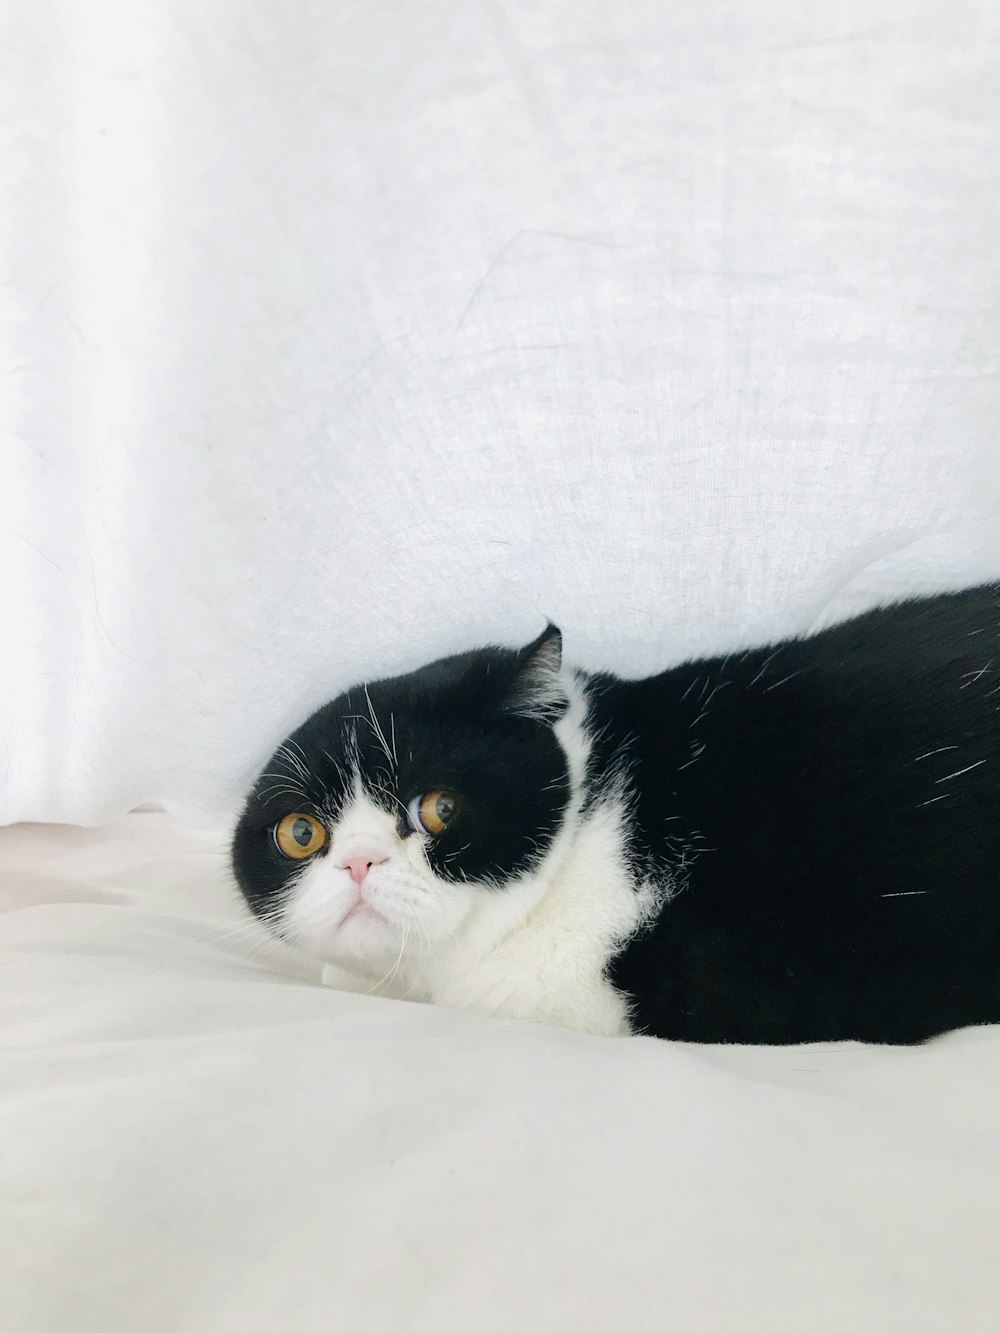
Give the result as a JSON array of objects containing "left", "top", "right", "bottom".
[{"left": 232, "top": 585, "right": 1000, "bottom": 1044}]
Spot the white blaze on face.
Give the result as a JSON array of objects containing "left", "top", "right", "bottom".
[{"left": 278, "top": 780, "right": 473, "bottom": 973}]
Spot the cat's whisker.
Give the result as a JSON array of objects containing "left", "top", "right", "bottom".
[
  {"left": 363, "top": 685, "right": 395, "bottom": 770},
  {"left": 258, "top": 774, "right": 307, "bottom": 796},
  {"left": 368, "top": 780, "right": 408, "bottom": 819},
  {"left": 190, "top": 912, "right": 286, "bottom": 952},
  {"left": 260, "top": 769, "right": 306, "bottom": 788},
  {"left": 256, "top": 778, "right": 308, "bottom": 799},
  {"left": 285, "top": 739, "right": 313, "bottom": 778},
  {"left": 275, "top": 742, "right": 311, "bottom": 785},
  {"left": 395, "top": 910, "right": 434, "bottom": 996},
  {"left": 365, "top": 922, "right": 409, "bottom": 996}
]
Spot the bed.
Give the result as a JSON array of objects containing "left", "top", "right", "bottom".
[{"left": 3, "top": 813, "right": 999, "bottom": 1331}]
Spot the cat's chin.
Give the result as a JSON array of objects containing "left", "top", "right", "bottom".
[{"left": 295, "top": 912, "right": 406, "bottom": 971}]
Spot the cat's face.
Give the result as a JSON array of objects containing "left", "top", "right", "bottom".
[{"left": 231, "top": 628, "right": 573, "bottom": 975}]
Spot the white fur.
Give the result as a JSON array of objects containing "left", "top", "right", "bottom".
[{"left": 280, "top": 674, "right": 661, "bottom": 1037}]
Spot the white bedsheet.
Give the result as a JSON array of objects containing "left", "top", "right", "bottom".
[{"left": 2, "top": 813, "right": 998, "bottom": 1331}]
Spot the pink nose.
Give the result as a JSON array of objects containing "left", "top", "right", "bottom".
[{"left": 340, "top": 852, "right": 388, "bottom": 886}]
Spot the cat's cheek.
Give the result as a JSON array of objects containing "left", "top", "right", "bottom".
[
  {"left": 402, "top": 837, "right": 430, "bottom": 875},
  {"left": 389, "top": 849, "right": 479, "bottom": 942}
]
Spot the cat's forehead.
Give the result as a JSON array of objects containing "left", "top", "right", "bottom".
[
  {"left": 261, "top": 680, "right": 481, "bottom": 801},
  {"left": 253, "top": 632, "right": 565, "bottom": 806},
  {"left": 332, "top": 776, "right": 398, "bottom": 837},
  {"left": 290, "top": 698, "right": 483, "bottom": 786},
  {"left": 297, "top": 648, "right": 519, "bottom": 760},
  {"left": 354, "top": 645, "right": 519, "bottom": 715}
]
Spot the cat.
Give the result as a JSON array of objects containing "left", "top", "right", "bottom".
[{"left": 232, "top": 584, "right": 1000, "bottom": 1044}]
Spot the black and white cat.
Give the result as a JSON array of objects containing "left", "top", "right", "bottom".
[{"left": 232, "top": 585, "right": 1000, "bottom": 1045}]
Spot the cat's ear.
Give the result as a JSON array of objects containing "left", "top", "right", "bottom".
[{"left": 503, "top": 624, "right": 566, "bottom": 722}]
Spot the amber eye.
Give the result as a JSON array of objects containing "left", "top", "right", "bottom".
[
  {"left": 407, "top": 790, "right": 462, "bottom": 836},
  {"left": 274, "top": 813, "right": 328, "bottom": 860}
]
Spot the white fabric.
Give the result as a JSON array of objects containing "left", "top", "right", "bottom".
[
  {"left": 3, "top": 0, "right": 1000, "bottom": 827},
  {"left": 2, "top": 812, "right": 999, "bottom": 1332},
  {"left": 5, "top": 10, "right": 999, "bottom": 1324}
]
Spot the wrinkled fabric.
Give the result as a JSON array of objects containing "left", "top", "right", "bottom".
[
  {"left": 3, "top": 0, "right": 999, "bottom": 827},
  {"left": 2, "top": 813, "right": 999, "bottom": 1332}
]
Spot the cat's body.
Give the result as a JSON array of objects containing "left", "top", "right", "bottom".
[{"left": 233, "top": 585, "right": 1000, "bottom": 1044}]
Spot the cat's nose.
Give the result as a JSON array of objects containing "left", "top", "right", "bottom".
[{"left": 339, "top": 851, "right": 389, "bottom": 886}]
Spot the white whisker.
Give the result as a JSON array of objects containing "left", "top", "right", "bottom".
[
  {"left": 260, "top": 769, "right": 306, "bottom": 788},
  {"left": 747, "top": 648, "right": 782, "bottom": 689},
  {"left": 277, "top": 741, "right": 311, "bottom": 783},
  {"left": 257, "top": 785, "right": 310, "bottom": 805},
  {"left": 363, "top": 686, "right": 395, "bottom": 769},
  {"left": 679, "top": 675, "right": 702, "bottom": 702},
  {"left": 959, "top": 662, "right": 993, "bottom": 687},
  {"left": 365, "top": 922, "right": 409, "bottom": 996},
  {"left": 762, "top": 671, "right": 801, "bottom": 693},
  {"left": 912, "top": 745, "right": 958, "bottom": 763},
  {"left": 935, "top": 759, "right": 987, "bottom": 783},
  {"left": 287, "top": 739, "right": 311, "bottom": 766},
  {"left": 702, "top": 680, "right": 730, "bottom": 709},
  {"left": 369, "top": 779, "right": 408, "bottom": 818}
]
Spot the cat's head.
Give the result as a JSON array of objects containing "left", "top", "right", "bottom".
[{"left": 231, "top": 626, "right": 578, "bottom": 975}]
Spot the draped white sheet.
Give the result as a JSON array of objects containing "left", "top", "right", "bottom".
[
  {"left": 2, "top": 0, "right": 999, "bottom": 828},
  {"left": 3, "top": 814, "right": 1000, "bottom": 1332}
]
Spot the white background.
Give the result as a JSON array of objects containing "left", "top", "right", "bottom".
[{"left": 3, "top": 0, "right": 1000, "bottom": 826}]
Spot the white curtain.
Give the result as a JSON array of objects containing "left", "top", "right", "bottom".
[{"left": 3, "top": 0, "right": 999, "bottom": 827}]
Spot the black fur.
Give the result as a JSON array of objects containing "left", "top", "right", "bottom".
[
  {"left": 232, "top": 628, "right": 570, "bottom": 911},
  {"left": 233, "top": 586, "right": 1000, "bottom": 1045},
  {"left": 601, "top": 584, "right": 1000, "bottom": 1043}
]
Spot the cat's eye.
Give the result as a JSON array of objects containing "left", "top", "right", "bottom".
[
  {"left": 274, "top": 813, "right": 328, "bottom": 860},
  {"left": 408, "top": 790, "right": 462, "bottom": 836}
]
